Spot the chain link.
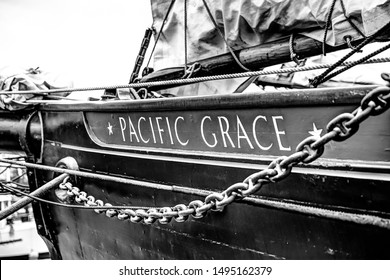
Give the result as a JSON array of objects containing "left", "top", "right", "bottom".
[{"left": 57, "top": 82, "right": 390, "bottom": 225}]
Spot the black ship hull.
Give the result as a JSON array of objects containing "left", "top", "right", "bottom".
[{"left": 5, "top": 85, "right": 387, "bottom": 259}]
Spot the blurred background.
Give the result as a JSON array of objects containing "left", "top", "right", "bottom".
[{"left": 0, "top": 0, "right": 153, "bottom": 92}]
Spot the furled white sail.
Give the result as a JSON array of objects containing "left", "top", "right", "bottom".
[{"left": 150, "top": 0, "right": 390, "bottom": 70}]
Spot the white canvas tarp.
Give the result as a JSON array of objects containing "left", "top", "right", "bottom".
[
  {"left": 150, "top": 0, "right": 390, "bottom": 70},
  {"left": 0, "top": 66, "right": 72, "bottom": 110}
]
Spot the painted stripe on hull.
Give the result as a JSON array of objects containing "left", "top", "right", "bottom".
[{"left": 47, "top": 140, "right": 390, "bottom": 181}]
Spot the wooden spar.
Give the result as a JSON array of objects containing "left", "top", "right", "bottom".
[
  {"left": 0, "top": 174, "right": 68, "bottom": 220},
  {"left": 197, "top": 35, "right": 344, "bottom": 74},
  {"left": 140, "top": 34, "right": 359, "bottom": 89}
]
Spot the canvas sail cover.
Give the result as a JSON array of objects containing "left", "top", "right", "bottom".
[
  {"left": 0, "top": 66, "right": 72, "bottom": 110},
  {"left": 150, "top": 0, "right": 390, "bottom": 70}
]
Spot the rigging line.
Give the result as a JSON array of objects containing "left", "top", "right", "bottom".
[
  {"left": 289, "top": 33, "right": 305, "bottom": 66},
  {"left": 44, "top": 95, "right": 81, "bottom": 101},
  {"left": 14, "top": 179, "right": 390, "bottom": 230},
  {"left": 0, "top": 184, "right": 157, "bottom": 210},
  {"left": 0, "top": 184, "right": 28, "bottom": 196},
  {"left": 0, "top": 165, "right": 26, "bottom": 179},
  {"left": 184, "top": 0, "right": 188, "bottom": 70},
  {"left": 322, "top": 0, "right": 366, "bottom": 56},
  {"left": 3, "top": 181, "right": 29, "bottom": 188},
  {"left": 344, "top": 35, "right": 362, "bottom": 52},
  {"left": 0, "top": 173, "right": 68, "bottom": 220},
  {"left": 313, "top": 19, "right": 390, "bottom": 87},
  {"left": 9, "top": 171, "right": 27, "bottom": 183},
  {"left": 145, "top": 0, "right": 177, "bottom": 69},
  {"left": 0, "top": 162, "right": 27, "bottom": 166},
  {"left": 4, "top": 177, "right": 390, "bottom": 229},
  {"left": 339, "top": 0, "right": 365, "bottom": 38},
  {"left": 201, "top": 0, "right": 251, "bottom": 72},
  {"left": 1, "top": 57, "right": 390, "bottom": 96},
  {"left": 244, "top": 196, "right": 390, "bottom": 230},
  {"left": 2, "top": 159, "right": 390, "bottom": 228},
  {"left": 1, "top": 155, "right": 27, "bottom": 160},
  {"left": 315, "top": 41, "right": 390, "bottom": 85},
  {"left": 0, "top": 164, "right": 12, "bottom": 176},
  {"left": 0, "top": 158, "right": 208, "bottom": 196},
  {"left": 322, "top": 0, "right": 337, "bottom": 56}
]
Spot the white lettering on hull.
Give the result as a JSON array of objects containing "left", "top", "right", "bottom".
[{"left": 108, "top": 114, "right": 292, "bottom": 152}]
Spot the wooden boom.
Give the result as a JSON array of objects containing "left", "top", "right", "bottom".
[{"left": 140, "top": 34, "right": 359, "bottom": 87}]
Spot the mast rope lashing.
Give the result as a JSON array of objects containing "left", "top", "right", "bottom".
[{"left": 289, "top": 34, "right": 304, "bottom": 66}]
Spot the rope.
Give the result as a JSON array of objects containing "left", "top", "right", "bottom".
[
  {"left": 344, "top": 35, "right": 362, "bottom": 53},
  {"left": 8, "top": 171, "right": 27, "bottom": 183},
  {"left": 0, "top": 164, "right": 13, "bottom": 176},
  {"left": 145, "top": 0, "right": 177, "bottom": 69},
  {"left": 1, "top": 184, "right": 155, "bottom": 210},
  {"left": 314, "top": 41, "right": 390, "bottom": 85},
  {"left": 0, "top": 173, "right": 68, "bottom": 220},
  {"left": 0, "top": 158, "right": 208, "bottom": 196},
  {"left": 201, "top": 0, "right": 251, "bottom": 72},
  {"left": 3, "top": 170, "right": 390, "bottom": 229},
  {"left": 184, "top": 0, "right": 188, "bottom": 70},
  {"left": 289, "top": 33, "right": 304, "bottom": 65},
  {"left": 1, "top": 57, "right": 390, "bottom": 97},
  {"left": 313, "top": 20, "right": 390, "bottom": 87},
  {"left": 339, "top": 0, "right": 365, "bottom": 38},
  {"left": 245, "top": 196, "right": 390, "bottom": 229},
  {"left": 322, "top": 0, "right": 337, "bottom": 56}
]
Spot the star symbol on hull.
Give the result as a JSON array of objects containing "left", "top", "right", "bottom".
[
  {"left": 308, "top": 123, "right": 322, "bottom": 138},
  {"left": 107, "top": 122, "right": 113, "bottom": 135}
]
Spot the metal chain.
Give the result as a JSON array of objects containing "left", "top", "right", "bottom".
[{"left": 56, "top": 83, "right": 390, "bottom": 225}]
